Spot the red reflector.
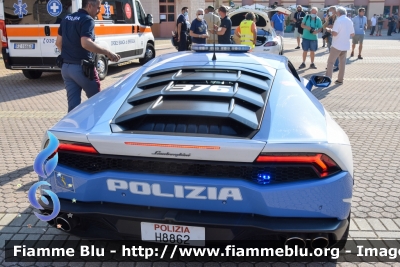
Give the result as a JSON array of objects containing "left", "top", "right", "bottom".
[
  {"left": 256, "top": 153, "right": 340, "bottom": 178},
  {"left": 58, "top": 143, "right": 98, "bottom": 154},
  {"left": 0, "top": 21, "right": 7, "bottom": 48}
]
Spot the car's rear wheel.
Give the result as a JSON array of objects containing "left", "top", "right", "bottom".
[{"left": 22, "top": 70, "right": 43, "bottom": 79}]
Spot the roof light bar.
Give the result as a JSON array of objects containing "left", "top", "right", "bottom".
[{"left": 192, "top": 44, "right": 251, "bottom": 52}]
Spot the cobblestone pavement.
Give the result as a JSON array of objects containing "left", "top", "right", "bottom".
[{"left": 1, "top": 33, "right": 400, "bottom": 267}]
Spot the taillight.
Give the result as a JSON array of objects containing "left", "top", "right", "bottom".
[
  {"left": 255, "top": 153, "right": 341, "bottom": 178},
  {"left": 0, "top": 20, "right": 7, "bottom": 48},
  {"left": 58, "top": 142, "right": 98, "bottom": 154},
  {"left": 264, "top": 41, "right": 278, "bottom": 47}
]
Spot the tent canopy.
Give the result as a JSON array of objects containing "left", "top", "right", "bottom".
[
  {"left": 287, "top": 5, "right": 309, "bottom": 11},
  {"left": 241, "top": 4, "right": 271, "bottom": 10},
  {"left": 321, "top": 6, "right": 354, "bottom": 11}
]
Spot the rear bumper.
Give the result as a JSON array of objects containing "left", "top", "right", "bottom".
[
  {"left": 47, "top": 164, "right": 353, "bottom": 220},
  {"left": 39, "top": 196, "right": 349, "bottom": 244},
  {"left": 1, "top": 53, "right": 60, "bottom": 70}
]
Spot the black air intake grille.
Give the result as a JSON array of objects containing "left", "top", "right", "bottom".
[
  {"left": 58, "top": 152, "right": 321, "bottom": 185},
  {"left": 112, "top": 68, "right": 272, "bottom": 138}
]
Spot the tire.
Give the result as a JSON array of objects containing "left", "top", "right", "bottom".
[
  {"left": 139, "top": 43, "right": 155, "bottom": 65},
  {"left": 96, "top": 55, "right": 108, "bottom": 80},
  {"left": 22, "top": 70, "right": 43, "bottom": 79}
]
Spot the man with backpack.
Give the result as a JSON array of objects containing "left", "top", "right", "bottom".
[{"left": 299, "top": 7, "right": 322, "bottom": 69}]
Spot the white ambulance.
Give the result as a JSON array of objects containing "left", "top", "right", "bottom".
[{"left": 0, "top": 0, "right": 155, "bottom": 79}]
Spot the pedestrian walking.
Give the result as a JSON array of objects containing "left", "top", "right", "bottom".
[
  {"left": 234, "top": 12, "right": 257, "bottom": 50},
  {"left": 370, "top": 14, "right": 376, "bottom": 35},
  {"left": 177, "top": 7, "right": 189, "bottom": 51},
  {"left": 376, "top": 14, "right": 383, "bottom": 36},
  {"left": 55, "top": 0, "right": 120, "bottom": 112},
  {"left": 322, "top": 6, "right": 339, "bottom": 71},
  {"left": 292, "top": 5, "right": 306, "bottom": 49},
  {"left": 322, "top": 16, "right": 329, "bottom": 47},
  {"left": 299, "top": 7, "right": 322, "bottom": 69},
  {"left": 350, "top": 8, "right": 367, "bottom": 59},
  {"left": 189, "top": 9, "right": 209, "bottom": 45},
  {"left": 393, "top": 13, "right": 399, "bottom": 33},
  {"left": 212, "top": 6, "right": 232, "bottom": 44},
  {"left": 387, "top": 14, "right": 395, "bottom": 36},
  {"left": 204, "top": 6, "right": 220, "bottom": 44},
  {"left": 271, "top": 11, "right": 286, "bottom": 36},
  {"left": 325, "top": 7, "right": 355, "bottom": 85}
]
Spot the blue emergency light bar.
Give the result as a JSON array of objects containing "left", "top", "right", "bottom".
[{"left": 192, "top": 44, "right": 251, "bottom": 52}]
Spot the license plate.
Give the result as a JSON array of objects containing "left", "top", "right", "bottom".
[
  {"left": 141, "top": 222, "right": 205, "bottom": 246},
  {"left": 14, "top": 43, "right": 35, "bottom": 49}
]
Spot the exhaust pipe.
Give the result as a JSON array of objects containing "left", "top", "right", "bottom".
[
  {"left": 55, "top": 214, "right": 78, "bottom": 232},
  {"left": 284, "top": 237, "right": 306, "bottom": 249},
  {"left": 311, "top": 236, "right": 329, "bottom": 249}
]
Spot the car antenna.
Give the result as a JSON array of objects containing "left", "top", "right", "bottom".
[{"left": 212, "top": 0, "right": 217, "bottom": 61}]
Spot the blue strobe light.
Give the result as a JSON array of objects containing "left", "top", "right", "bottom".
[{"left": 257, "top": 173, "right": 271, "bottom": 184}]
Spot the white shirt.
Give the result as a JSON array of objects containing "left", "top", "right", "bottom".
[
  {"left": 332, "top": 15, "right": 355, "bottom": 51},
  {"left": 371, "top": 16, "right": 376, "bottom": 26}
]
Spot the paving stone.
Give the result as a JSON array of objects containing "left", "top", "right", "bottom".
[
  {"left": 348, "top": 231, "right": 377, "bottom": 238},
  {"left": 114, "top": 262, "right": 135, "bottom": 267},
  {"left": 0, "top": 233, "right": 14, "bottom": 247},
  {"left": 380, "top": 219, "right": 400, "bottom": 231},
  {"left": 0, "top": 226, "right": 21, "bottom": 234},
  {"left": 353, "top": 219, "right": 372, "bottom": 231},
  {"left": 376, "top": 232, "right": 400, "bottom": 239},
  {"left": 0, "top": 213, "right": 19, "bottom": 226},
  {"left": 366, "top": 219, "right": 386, "bottom": 231}
]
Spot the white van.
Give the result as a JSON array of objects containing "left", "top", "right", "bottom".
[{"left": 0, "top": 0, "right": 155, "bottom": 79}]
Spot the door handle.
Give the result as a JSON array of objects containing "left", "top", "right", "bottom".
[{"left": 44, "top": 26, "right": 50, "bottom": 36}]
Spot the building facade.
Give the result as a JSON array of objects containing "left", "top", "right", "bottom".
[{"left": 144, "top": 0, "right": 400, "bottom": 37}]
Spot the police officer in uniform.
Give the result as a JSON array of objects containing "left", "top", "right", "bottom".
[
  {"left": 55, "top": 0, "right": 120, "bottom": 112},
  {"left": 234, "top": 12, "right": 257, "bottom": 50},
  {"left": 177, "top": 7, "right": 189, "bottom": 51}
]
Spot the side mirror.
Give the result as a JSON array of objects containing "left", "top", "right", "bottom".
[
  {"left": 146, "top": 14, "right": 153, "bottom": 26},
  {"left": 306, "top": 75, "right": 331, "bottom": 91}
]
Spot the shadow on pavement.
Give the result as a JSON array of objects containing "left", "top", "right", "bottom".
[
  {"left": 0, "top": 71, "right": 64, "bottom": 104},
  {"left": 311, "top": 83, "right": 341, "bottom": 100}
]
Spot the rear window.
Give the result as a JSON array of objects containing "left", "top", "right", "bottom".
[
  {"left": 95, "top": 0, "right": 135, "bottom": 24},
  {"left": 230, "top": 12, "right": 268, "bottom": 28},
  {"left": 4, "top": 0, "right": 72, "bottom": 25}
]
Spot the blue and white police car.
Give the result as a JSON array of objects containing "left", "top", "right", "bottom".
[{"left": 39, "top": 45, "right": 353, "bottom": 250}]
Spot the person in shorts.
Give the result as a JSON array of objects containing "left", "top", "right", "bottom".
[
  {"left": 351, "top": 8, "right": 367, "bottom": 59},
  {"left": 299, "top": 7, "right": 322, "bottom": 69},
  {"left": 292, "top": 5, "right": 305, "bottom": 49},
  {"left": 271, "top": 11, "right": 286, "bottom": 36}
]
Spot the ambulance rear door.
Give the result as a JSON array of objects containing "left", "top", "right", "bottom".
[
  {"left": 3, "top": 0, "right": 42, "bottom": 68},
  {"left": 36, "top": 0, "right": 72, "bottom": 67}
]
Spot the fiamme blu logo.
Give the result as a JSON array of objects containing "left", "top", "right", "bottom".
[{"left": 28, "top": 132, "right": 61, "bottom": 221}]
